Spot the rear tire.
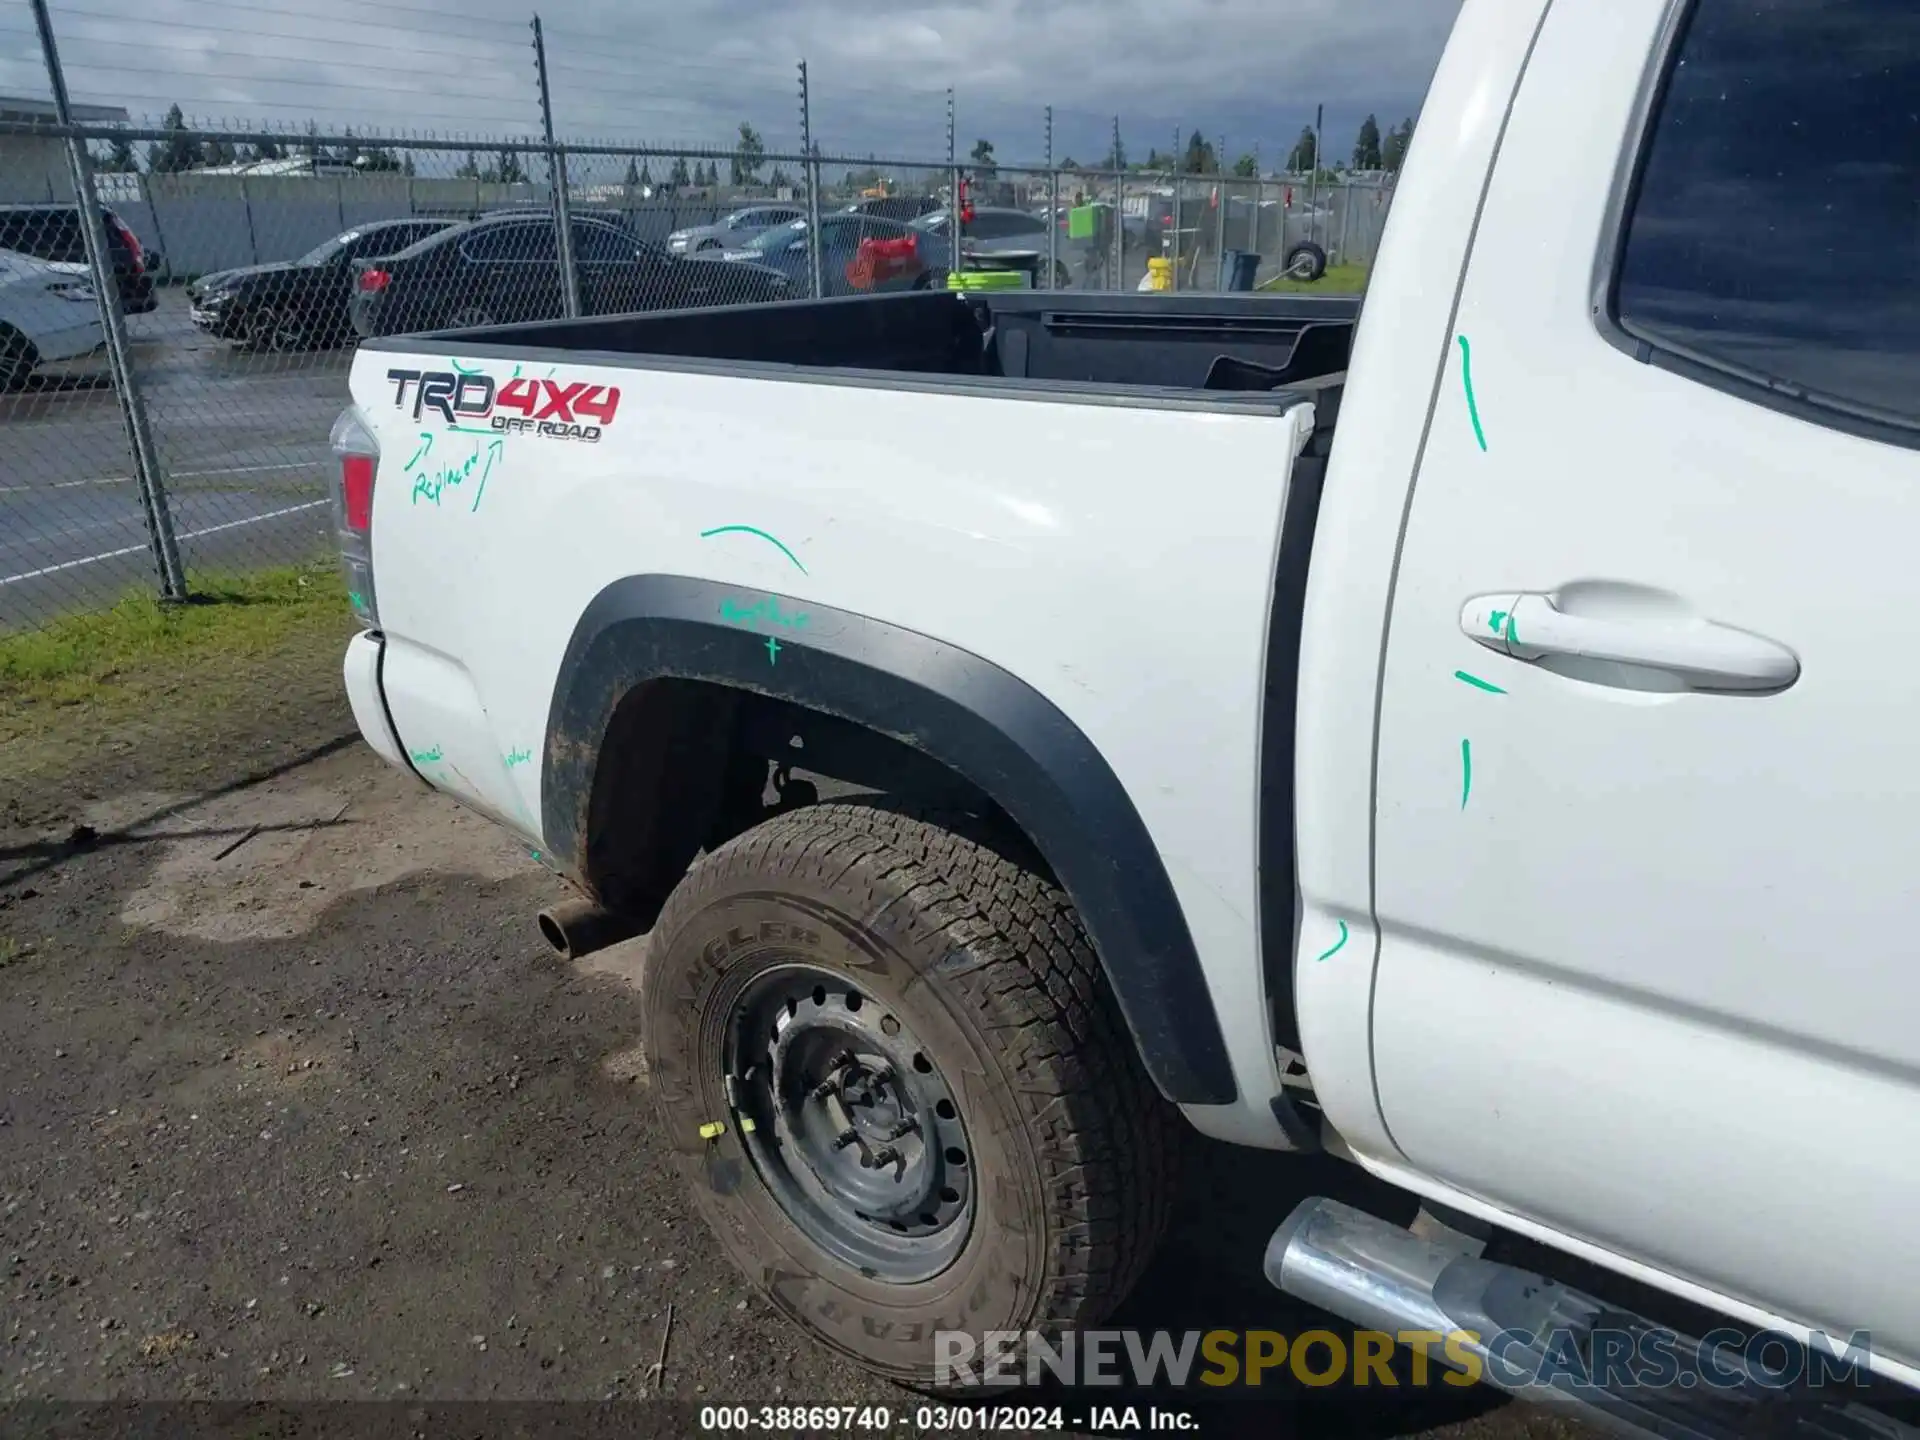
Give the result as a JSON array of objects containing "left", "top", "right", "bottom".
[
  {"left": 643, "top": 802, "right": 1180, "bottom": 1383},
  {"left": 0, "top": 327, "right": 37, "bottom": 392},
  {"left": 242, "top": 306, "right": 307, "bottom": 352}
]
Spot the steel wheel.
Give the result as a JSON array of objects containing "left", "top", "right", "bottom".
[{"left": 725, "top": 963, "right": 975, "bottom": 1284}]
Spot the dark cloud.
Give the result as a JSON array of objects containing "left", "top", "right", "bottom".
[{"left": 2, "top": 0, "right": 1458, "bottom": 169}]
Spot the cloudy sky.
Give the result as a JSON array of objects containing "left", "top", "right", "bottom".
[{"left": 1, "top": 0, "right": 1459, "bottom": 176}]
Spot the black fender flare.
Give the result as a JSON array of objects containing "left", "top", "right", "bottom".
[{"left": 540, "top": 574, "right": 1237, "bottom": 1106}]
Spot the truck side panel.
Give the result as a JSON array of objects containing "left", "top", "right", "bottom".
[{"left": 350, "top": 356, "right": 1317, "bottom": 1145}]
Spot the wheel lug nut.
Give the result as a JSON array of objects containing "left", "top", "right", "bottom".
[
  {"left": 809, "top": 1077, "right": 840, "bottom": 1101},
  {"left": 869, "top": 1146, "right": 899, "bottom": 1168},
  {"left": 830, "top": 1127, "right": 859, "bottom": 1151},
  {"left": 882, "top": 1119, "right": 918, "bottom": 1141}
]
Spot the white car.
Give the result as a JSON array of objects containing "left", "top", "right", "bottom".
[{"left": 0, "top": 246, "right": 103, "bottom": 391}]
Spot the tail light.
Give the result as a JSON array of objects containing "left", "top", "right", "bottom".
[
  {"left": 329, "top": 407, "right": 380, "bottom": 629},
  {"left": 358, "top": 267, "right": 391, "bottom": 293}
]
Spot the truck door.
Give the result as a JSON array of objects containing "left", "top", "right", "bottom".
[{"left": 1370, "top": 0, "right": 1920, "bottom": 1362}]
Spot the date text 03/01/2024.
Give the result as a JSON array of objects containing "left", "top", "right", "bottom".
[{"left": 696, "top": 1404, "right": 1198, "bottom": 1433}]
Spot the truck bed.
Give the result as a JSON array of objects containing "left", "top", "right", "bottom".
[{"left": 361, "top": 289, "right": 1359, "bottom": 406}]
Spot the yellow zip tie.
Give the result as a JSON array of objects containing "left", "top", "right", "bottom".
[
  {"left": 739, "top": 1116, "right": 756, "bottom": 1133},
  {"left": 698, "top": 1121, "right": 726, "bottom": 1141}
]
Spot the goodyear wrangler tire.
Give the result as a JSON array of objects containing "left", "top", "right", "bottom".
[{"left": 644, "top": 802, "right": 1180, "bottom": 1382}]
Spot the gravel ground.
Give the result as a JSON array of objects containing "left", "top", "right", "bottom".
[{"left": 0, "top": 739, "right": 1596, "bottom": 1440}]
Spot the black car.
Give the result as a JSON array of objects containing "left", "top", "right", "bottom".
[
  {"left": 0, "top": 202, "right": 158, "bottom": 313},
  {"left": 349, "top": 212, "right": 789, "bottom": 339},
  {"left": 187, "top": 219, "right": 456, "bottom": 351}
]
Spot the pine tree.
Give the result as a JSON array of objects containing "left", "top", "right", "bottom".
[{"left": 1352, "top": 114, "right": 1383, "bottom": 171}]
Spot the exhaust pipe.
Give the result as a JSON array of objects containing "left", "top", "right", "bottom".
[
  {"left": 1264, "top": 1198, "right": 1910, "bottom": 1440},
  {"left": 536, "top": 897, "right": 642, "bottom": 962}
]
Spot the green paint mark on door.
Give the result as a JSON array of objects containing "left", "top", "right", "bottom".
[
  {"left": 1457, "top": 334, "right": 1488, "bottom": 452},
  {"left": 1315, "top": 920, "right": 1350, "bottom": 963},
  {"left": 1488, "top": 609, "right": 1507, "bottom": 635},
  {"left": 765, "top": 635, "right": 782, "bottom": 667},
  {"left": 1454, "top": 670, "right": 1507, "bottom": 695},
  {"left": 1460, "top": 738, "right": 1473, "bottom": 810}
]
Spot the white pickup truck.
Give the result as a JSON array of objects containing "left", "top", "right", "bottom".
[{"left": 331, "top": 0, "right": 1918, "bottom": 1430}]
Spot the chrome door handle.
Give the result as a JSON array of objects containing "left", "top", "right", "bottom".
[{"left": 1459, "top": 591, "right": 1800, "bottom": 693}]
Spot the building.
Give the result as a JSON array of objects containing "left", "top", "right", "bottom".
[{"left": 0, "top": 94, "right": 132, "bottom": 203}]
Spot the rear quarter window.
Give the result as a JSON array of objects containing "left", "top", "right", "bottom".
[{"left": 1607, "top": 0, "right": 1920, "bottom": 443}]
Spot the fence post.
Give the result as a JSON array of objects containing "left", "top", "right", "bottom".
[
  {"left": 531, "top": 15, "right": 580, "bottom": 318},
  {"left": 1337, "top": 182, "right": 1352, "bottom": 266},
  {"left": 1044, "top": 106, "right": 1057, "bottom": 290},
  {"left": 798, "top": 61, "right": 823, "bottom": 300},
  {"left": 1213, "top": 137, "right": 1227, "bottom": 289},
  {"left": 946, "top": 89, "right": 960, "bottom": 276},
  {"left": 29, "top": 0, "right": 186, "bottom": 602}
]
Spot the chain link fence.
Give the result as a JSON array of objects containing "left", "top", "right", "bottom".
[{"left": 0, "top": 0, "right": 1396, "bottom": 814}]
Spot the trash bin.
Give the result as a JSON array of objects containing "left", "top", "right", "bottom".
[{"left": 1219, "top": 249, "right": 1260, "bottom": 292}]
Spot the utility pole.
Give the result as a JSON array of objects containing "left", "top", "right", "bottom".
[
  {"left": 798, "top": 60, "right": 823, "bottom": 298},
  {"left": 1111, "top": 115, "right": 1124, "bottom": 288},
  {"left": 531, "top": 15, "right": 578, "bottom": 318}
]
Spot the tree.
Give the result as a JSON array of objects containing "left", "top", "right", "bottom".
[
  {"left": 495, "top": 148, "right": 526, "bottom": 184},
  {"left": 1060, "top": 155, "right": 1080, "bottom": 171},
  {"left": 203, "top": 138, "right": 234, "bottom": 167},
  {"left": 98, "top": 133, "right": 138, "bottom": 172},
  {"left": 1101, "top": 135, "right": 1127, "bottom": 171},
  {"left": 1352, "top": 113, "right": 1382, "bottom": 171},
  {"left": 249, "top": 137, "right": 285, "bottom": 162},
  {"left": 301, "top": 120, "right": 322, "bottom": 163},
  {"left": 454, "top": 150, "right": 481, "bottom": 180},
  {"left": 623, "top": 157, "right": 640, "bottom": 187},
  {"left": 731, "top": 121, "right": 765, "bottom": 185},
  {"left": 1233, "top": 152, "right": 1258, "bottom": 179},
  {"left": 357, "top": 142, "right": 402, "bottom": 172},
  {"left": 768, "top": 165, "right": 791, "bottom": 189},
  {"left": 401, "top": 154, "right": 416, "bottom": 177},
  {"left": 145, "top": 104, "right": 204, "bottom": 174},
  {"left": 640, "top": 159, "right": 654, "bottom": 188},
  {"left": 969, "top": 138, "right": 996, "bottom": 181},
  {"left": 669, "top": 155, "right": 691, "bottom": 187},
  {"left": 1382, "top": 117, "right": 1415, "bottom": 173},
  {"left": 1285, "top": 125, "right": 1317, "bottom": 173},
  {"left": 1180, "top": 132, "right": 1217, "bottom": 174}
]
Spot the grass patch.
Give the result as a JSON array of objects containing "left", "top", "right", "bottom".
[
  {"left": 0, "top": 562, "right": 359, "bottom": 827},
  {"left": 0, "top": 562, "right": 348, "bottom": 711},
  {"left": 1259, "top": 262, "right": 1371, "bottom": 294}
]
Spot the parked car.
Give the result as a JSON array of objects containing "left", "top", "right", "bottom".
[
  {"left": 348, "top": 212, "right": 789, "bottom": 339},
  {"left": 665, "top": 205, "right": 807, "bottom": 256},
  {"left": 0, "top": 202, "right": 158, "bottom": 314},
  {"left": 911, "top": 206, "right": 1070, "bottom": 286},
  {"left": 837, "top": 194, "right": 941, "bottom": 223},
  {"left": 707, "top": 214, "right": 930, "bottom": 298},
  {"left": 0, "top": 246, "right": 103, "bottom": 391},
  {"left": 187, "top": 219, "right": 456, "bottom": 351}
]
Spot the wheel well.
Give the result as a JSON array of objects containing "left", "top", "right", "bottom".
[{"left": 581, "top": 678, "right": 1034, "bottom": 928}]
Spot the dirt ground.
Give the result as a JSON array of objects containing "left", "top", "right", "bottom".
[{"left": 0, "top": 724, "right": 1597, "bottom": 1440}]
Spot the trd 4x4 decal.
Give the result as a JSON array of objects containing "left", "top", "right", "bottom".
[{"left": 386, "top": 368, "right": 619, "bottom": 442}]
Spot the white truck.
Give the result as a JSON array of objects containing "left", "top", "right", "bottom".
[{"left": 331, "top": 0, "right": 1919, "bottom": 1430}]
